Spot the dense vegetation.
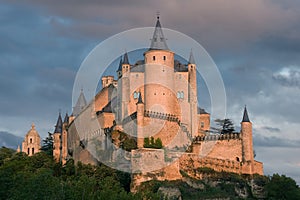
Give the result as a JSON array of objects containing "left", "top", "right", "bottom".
[{"left": 0, "top": 147, "right": 299, "bottom": 199}]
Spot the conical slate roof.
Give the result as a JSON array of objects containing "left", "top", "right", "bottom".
[
  {"left": 64, "top": 112, "right": 69, "bottom": 124},
  {"left": 149, "top": 17, "right": 169, "bottom": 50},
  {"left": 122, "top": 52, "right": 130, "bottom": 65},
  {"left": 73, "top": 89, "right": 87, "bottom": 116},
  {"left": 54, "top": 113, "right": 63, "bottom": 133},
  {"left": 117, "top": 56, "right": 123, "bottom": 72},
  {"left": 188, "top": 49, "right": 195, "bottom": 64},
  {"left": 242, "top": 106, "right": 250, "bottom": 122}
]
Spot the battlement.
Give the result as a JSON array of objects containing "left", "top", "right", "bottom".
[
  {"left": 193, "top": 132, "right": 241, "bottom": 143},
  {"left": 144, "top": 110, "right": 180, "bottom": 123}
]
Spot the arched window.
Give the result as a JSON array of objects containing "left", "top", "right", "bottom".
[
  {"left": 32, "top": 148, "right": 34, "bottom": 155},
  {"left": 27, "top": 148, "right": 30, "bottom": 155},
  {"left": 133, "top": 91, "right": 140, "bottom": 99},
  {"left": 153, "top": 56, "right": 156, "bottom": 61},
  {"left": 163, "top": 56, "right": 166, "bottom": 60},
  {"left": 30, "top": 138, "right": 32, "bottom": 143}
]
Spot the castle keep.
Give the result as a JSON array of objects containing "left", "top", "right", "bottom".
[{"left": 49, "top": 17, "right": 263, "bottom": 187}]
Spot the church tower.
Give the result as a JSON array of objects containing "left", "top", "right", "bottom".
[
  {"left": 53, "top": 112, "right": 63, "bottom": 162},
  {"left": 22, "top": 123, "right": 41, "bottom": 156},
  {"left": 144, "top": 16, "right": 178, "bottom": 115},
  {"left": 241, "top": 106, "right": 254, "bottom": 173}
]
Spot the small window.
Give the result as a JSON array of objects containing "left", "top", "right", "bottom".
[
  {"left": 32, "top": 148, "right": 34, "bottom": 155},
  {"left": 201, "top": 122, "right": 204, "bottom": 128},
  {"left": 153, "top": 56, "right": 155, "bottom": 61},
  {"left": 27, "top": 148, "right": 30, "bottom": 155},
  {"left": 133, "top": 91, "right": 139, "bottom": 99},
  {"left": 180, "top": 91, "right": 184, "bottom": 99},
  {"left": 177, "top": 91, "right": 184, "bottom": 99},
  {"left": 236, "top": 157, "right": 240, "bottom": 162},
  {"left": 163, "top": 93, "right": 165, "bottom": 95},
  {"left": 30, "top": 138, "right": 32, "bottom": 143},
  {"left": 163, "top": 56, "right": 166, "bottom": 60}
]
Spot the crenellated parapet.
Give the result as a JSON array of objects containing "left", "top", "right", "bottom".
[
  {"left": 193, "top": 132, "right": 241, "bottom": 143},
  {"left": 144, "top": 110, "right": 180, "bottom": 123}
]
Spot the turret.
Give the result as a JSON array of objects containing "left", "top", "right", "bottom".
[
  {"left": 136, "top": 94, "right": 144, "bottom": 148},
  {"left": 53, "top": 112, "right": 63, "bottom": 162},
  {"left": 241, "top": 106, "right": 254, "bottom": 173},
  {"left": 122, "top": 51, "right": 130, "bottom": 76},
  {"left": 117, "top": 56, "right": 123, "bottom": 79},
  {"left": 144, "top": 16, "right": 177, "bottom": 115},
  {"left": 188, "top": 49, "right": 198, "bottom": 137}
]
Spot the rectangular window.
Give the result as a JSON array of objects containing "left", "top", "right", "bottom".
[{"left": 201, "top": 122, "right": 204, "bottom": 128}]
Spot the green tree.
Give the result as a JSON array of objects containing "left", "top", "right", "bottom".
[
  {"left": 213, "top": 118, "right": 235, "bottom": 134},
  {"left": 266, "top": 174, "right": 300, "bottom": 199},
  {"left": 40, "top": 132, "right": 53, "bottom": 156},
  {"left": 0, "top": 146, "right": 15, "bottom": 166}
]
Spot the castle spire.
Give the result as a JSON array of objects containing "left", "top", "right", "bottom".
[
  {"left": 150, "top": 16, "right": 169, "bottom": 50},
  {"left": 73, "top": 89, "right": 87, "bottom": 116},
  {"left": 122, "top": 51, "right": 130, "bottom": 65},
  {"left": 54, "top": 112, "right": 63, "bottom": 133},
  {"left": 188, "top": 49, "right": 195, "bottom": 64},
  {"left": 242, "top": 106, "right": 250, "bottom": 122},
  {"left": 64, "top": 112, "right": 69, "bottom": 124},
  {"left": 117, "top": 56, "right": 123, "bottom": 72}
]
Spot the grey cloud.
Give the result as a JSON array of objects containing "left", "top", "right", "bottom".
[
  {"left": 261, "top": 126, "right": 281, "bottom": 133},
  {"left": 254, "top": 134, "right": 300, "bottom": 148},
  {"left": 272, "top": 66, "right": 300, "bottom": 88}
]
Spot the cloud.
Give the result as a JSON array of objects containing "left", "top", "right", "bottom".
[
  {"left": 253, "top": 134, "right": 300, "bottom": 148},
  {"left": 272, "top": 66, "right": 300, "bottom": 88}
]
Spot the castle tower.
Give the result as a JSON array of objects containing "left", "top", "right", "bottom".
[
  {"left": 144, "top": 16, "right": 178, "bottom": 115},
  {"left": 53, "top": 112, "right": 63, "bottom": 162},
  {"left": 136, "top": 94, "right": 144, "bottom": 148},
  {"left": 241, "top": 106, "right": 254, "bottom": 173},
  {"left": 120, "top": 52, "right": 131, "bottom": 119},
  {"left": 22, "top": 123, "right": 41, "bottom": 156},
  {"left": 73, "top": 89, "right": 87, "bottom": 117},
  {"left": 188, "top": 50, "right": 198, "bottom": 137},
  {"left": 117, "top": 56, "right": 123, "bottom": 79},
  {"left": 61, "top": 112, "right": 69, "bottom": 164}
]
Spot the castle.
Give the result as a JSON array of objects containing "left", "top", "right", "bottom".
[{"left": 21, "top": 17, "right": 263, "bottom": 188}]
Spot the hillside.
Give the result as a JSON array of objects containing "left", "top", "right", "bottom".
[
  {"left": 0, "top": 131, "right": 23, "bottom": 149},
  {"left": 0, "top": 147, "right": 299, "bottom": 200}
]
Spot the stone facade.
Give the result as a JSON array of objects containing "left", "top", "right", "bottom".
[{"left": 21, "top": 123, "right": 41, "bottom": 156}]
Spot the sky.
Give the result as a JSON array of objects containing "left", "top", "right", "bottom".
[{"left": 0, "top": 0, "right": 299, "bottom": 183}]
